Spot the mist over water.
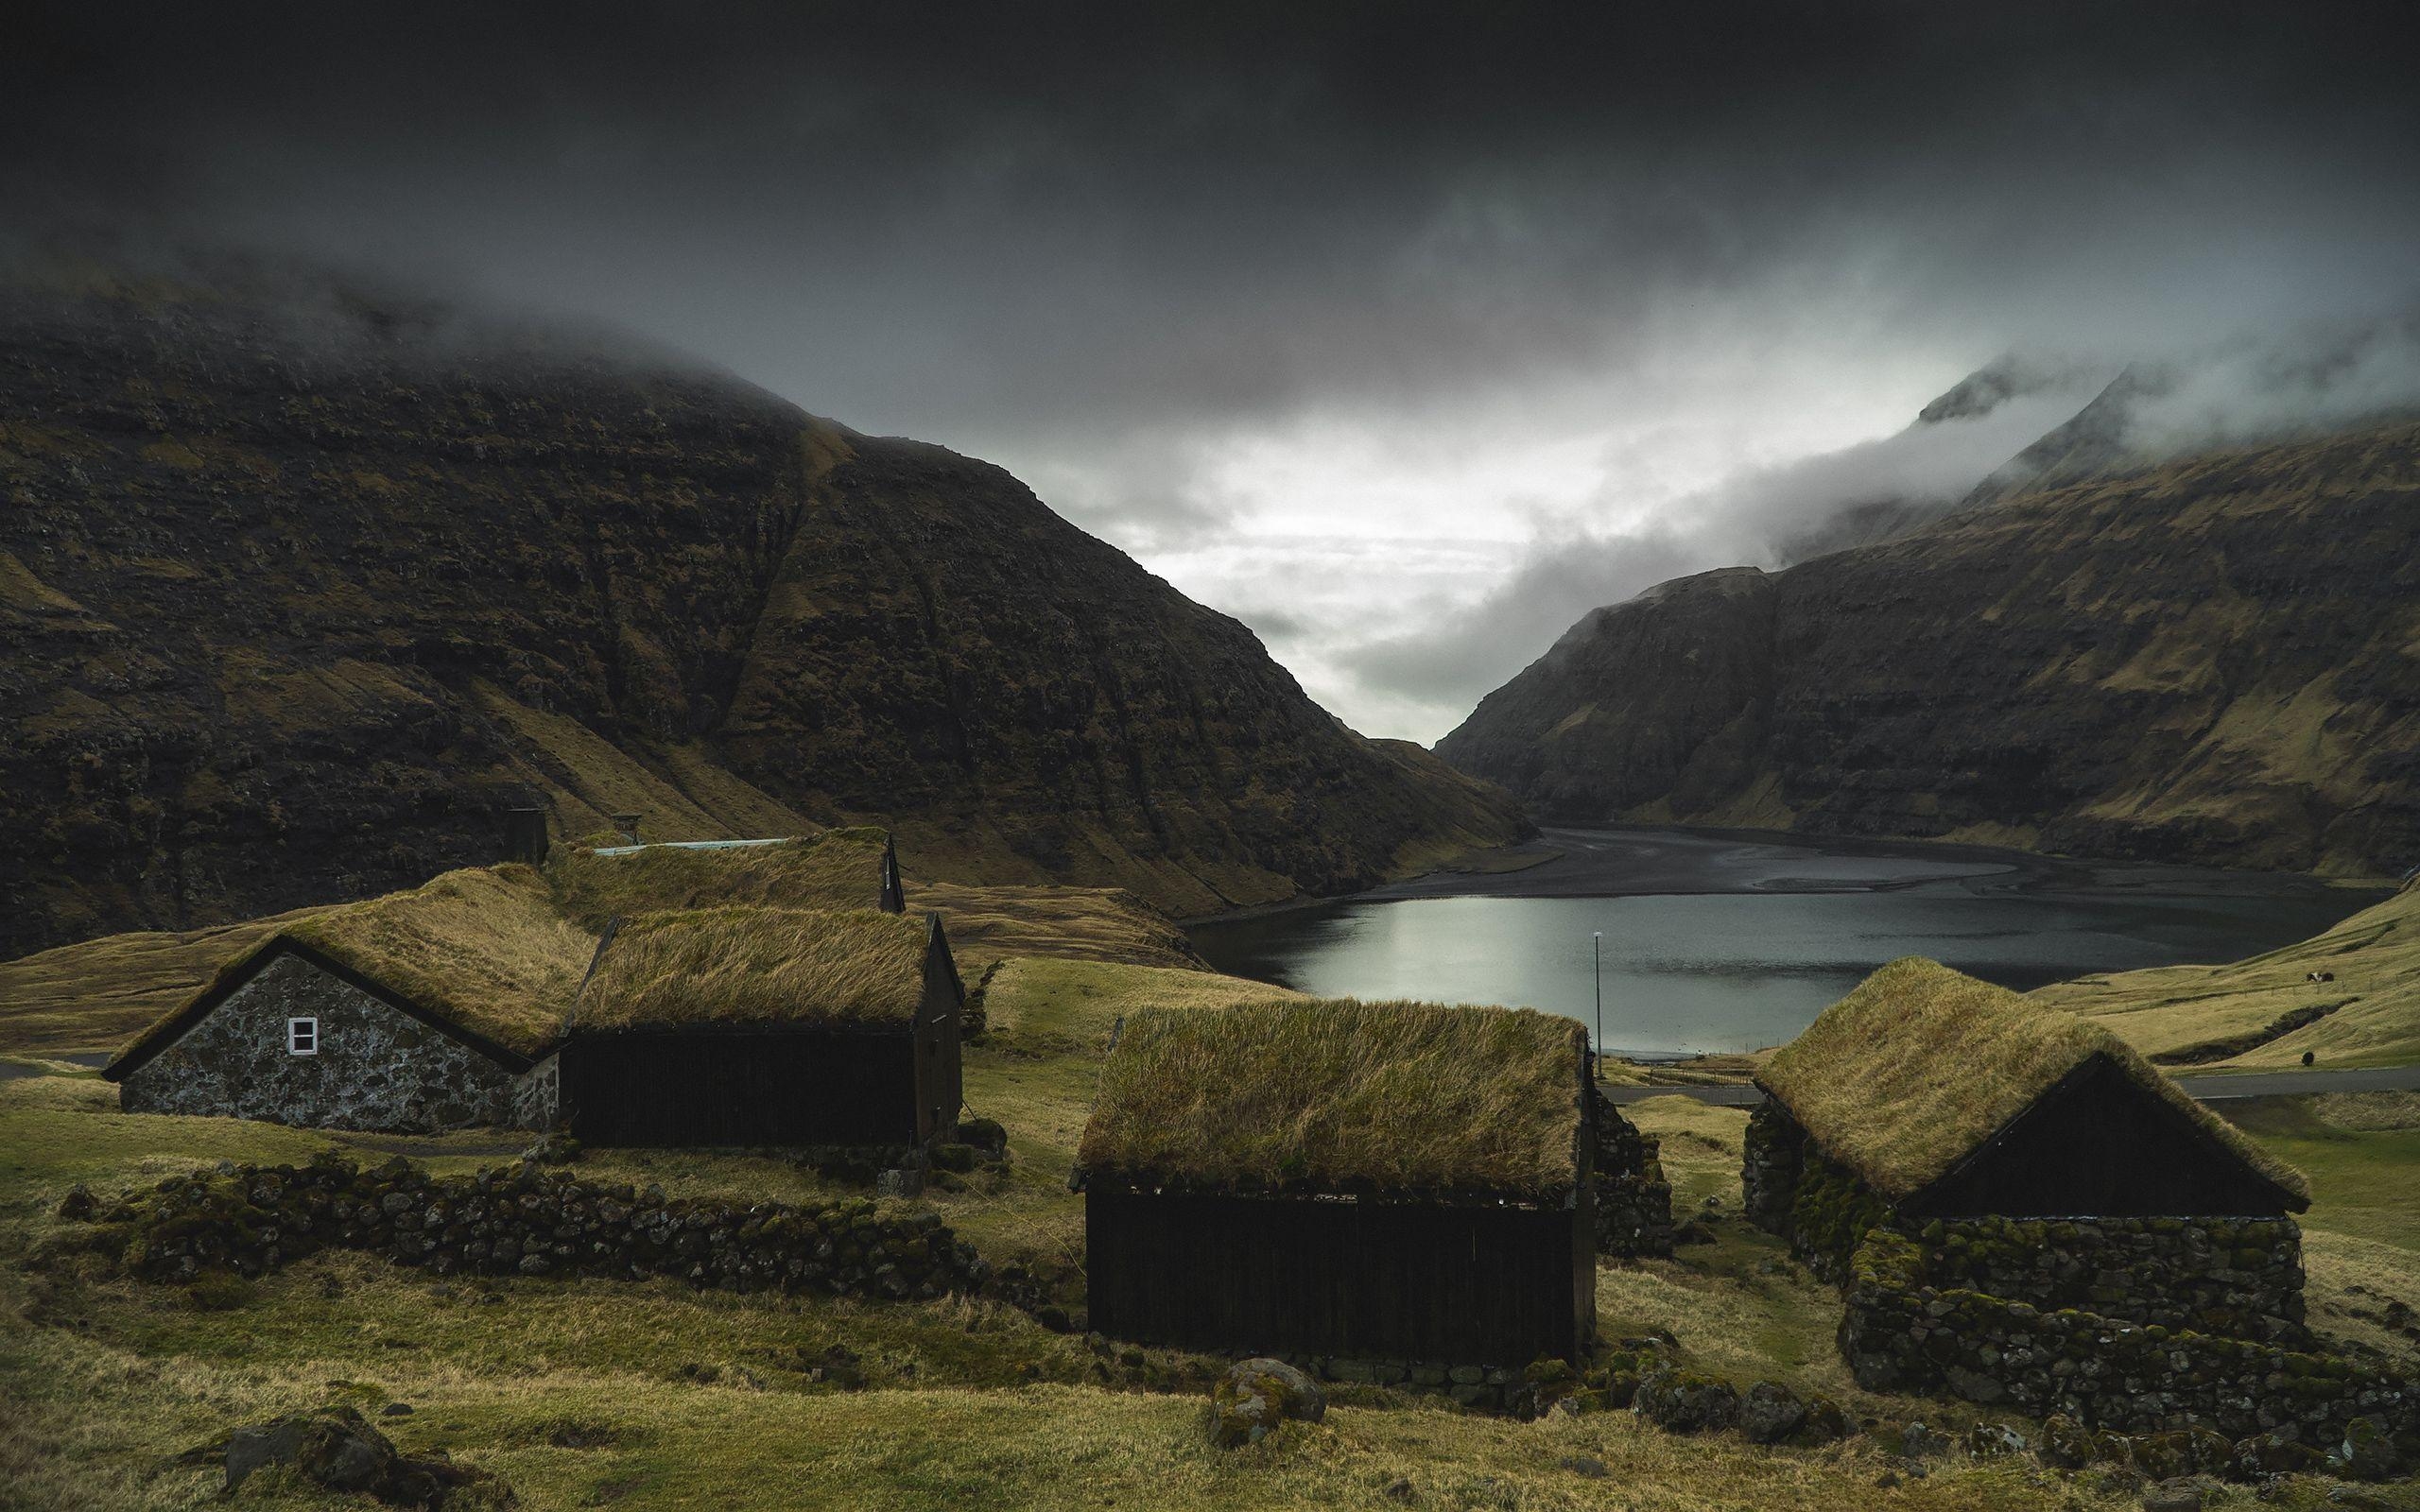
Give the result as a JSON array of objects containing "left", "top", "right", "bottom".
[{"left": 1189, "top": 830, "right": 2382, "bottom": 1057}]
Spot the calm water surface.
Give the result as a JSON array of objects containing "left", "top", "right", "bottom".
[{"left": 1188, "top": 828, "right": 2383, "bottom": 1057}]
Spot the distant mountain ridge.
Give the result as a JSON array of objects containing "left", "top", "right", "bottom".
[
  {"left": 0, "top": 269, "right": 1526, "bottom": 956},
  {"left": 1436, "top": 416, "right": 2420, "bottom": 876}
]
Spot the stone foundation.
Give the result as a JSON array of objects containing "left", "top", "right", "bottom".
[
  {"left": 1285, "top": 1354, "right": 1535, "bottom": 1414},
  {"left": 1840, "top": 1228, "right": 2414, "bottom": 1441}
]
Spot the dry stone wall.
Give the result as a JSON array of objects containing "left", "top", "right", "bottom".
[
  {"left": 1594, "top": 1094, "right": 1673, "bottom": 1258},
  {"left": 62, "top": 1154, "right": 991, "bottom": 1301},
  {"left": 1840, "top": 1229, "right": 2414, "bottom": 1442}
]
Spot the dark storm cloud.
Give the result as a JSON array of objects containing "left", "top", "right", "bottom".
[{"left": 8, "top": 2, "right": 2420, "bottom": 732}]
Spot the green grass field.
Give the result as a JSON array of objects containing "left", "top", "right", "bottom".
[{"left": 5, "top": 955, "right": 2417, "bottom": 1509}]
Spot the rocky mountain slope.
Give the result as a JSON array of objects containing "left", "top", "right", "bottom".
[
  {"left": 1436, "top": 420, "right": 2420, "bottom": 875},
  {"left": 0, "top": 268, "right": 1524, "bottom": 956}
]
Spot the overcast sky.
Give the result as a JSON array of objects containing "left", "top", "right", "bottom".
[{"left": 9, "top": 2, "right": 2420, "bottom": 740}]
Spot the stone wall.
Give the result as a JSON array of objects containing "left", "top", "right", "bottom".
[
  {"left": 1284, "top": 1354, "right": 1534, "bottom": 1414},
  {"left": 63, "top": 1154, "right": 991, "bottom": 1301},
  {"left": 1840, "top": 1228, "right": 2415, "bottom": 1441},
  {"left": 1594, "top": 1094, "right": 1673, "bottom": 1258},
  {"left": 1902, "top": 1214, "right": 2307, "bottom": 1344},
  {"left": 1741, "top": 1098, "right": 1802, "bottom": 1235},
  {"left": 119, "top": 954, "right": 541, "bottom": 1134}
]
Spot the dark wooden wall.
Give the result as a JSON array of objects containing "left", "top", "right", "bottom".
[
  {"left": 560, "top": 1030, "right": 922, "bottom": 1146},
  {"left": 1904, "top": 1054, "right": 2303, "bottom": 1218},
  {"left": 1087, "top": 1190, "right": 1594, "bottom": 1365}
]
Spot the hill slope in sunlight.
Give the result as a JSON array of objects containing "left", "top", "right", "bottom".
[{"left": 1438, "top": 419, "right": 2420, "bottom": 876}]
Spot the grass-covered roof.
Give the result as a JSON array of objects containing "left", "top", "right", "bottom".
[
  {"left": 546, "top": 828, "right": 890, "bottom": 930},
  {"left": 1076, "top": 999, "right": 1587, "bottom": 1201},
  {"left": 574, "top": 906, "right": 933, "bottom": 1033},
  {"left": 1759, "top": 957, "right": 2308, "bottom": 1203},
  {"left": 106, "top": 866, "right": 596, "bottom": 1074}
]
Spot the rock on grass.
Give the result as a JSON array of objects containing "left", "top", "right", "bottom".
[{"left": 1211, "top": 1358, "right": 1325, "bottom": 1448}]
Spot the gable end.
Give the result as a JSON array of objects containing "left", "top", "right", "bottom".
[{"left": 105, "top": 938, "right": 539, "bottom": 1082}]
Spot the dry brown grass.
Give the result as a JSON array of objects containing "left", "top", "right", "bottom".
[
  {"left": 910, "top": 881, "right": 1201, "bottom": 972},
  {"left": 106, "top": 867, "right": 595, "bottom": 1069},
  {"left": 1761, "top": 957, "right": 2308, "bottom": 1202},
  {"left": 1078, "top": 999, "right": 1586, "bottom": 1199},
  {"left": 546, "top": 830, "right": 890, "bottom": 930},
  {"left": 576, "top": 907, "right": 928, "bottom": 1031},
  {"left": 0, "top": 905, "right": 333, "bottom": 1057}
]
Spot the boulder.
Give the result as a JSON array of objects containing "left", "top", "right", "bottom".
[
  {"left": 1633, "top": 1369, "right": 1740, "bottom": 1435},
  {"left": 1899, "top": 1421, "right": 1951, "bottom": 1460},
  {"left": 520, "top": 1134, "right": 580, "bottom": 1165},
  {"left": 2137, "top": 1479, "right": 2206, "bottom": 1512},
  {"left": 1211, "top": 1358, "right": 1326, "bottom": 1448},
  {"left": 1966, "top": 1423, "right": 2029, "bottom": 1459},
  {"left": 1795, "top": 1395, "right": 1852, "bottom": 1445},
  {"left": 2337, "top": 1417, "right": 2401, "bottom": 1482},
  {"left": 1738, "top": 1381, "right": 1806, "bottom": 1445},
  {"left": 216, "top": 1407, "right": 512, "bottom": 1507},
  {"left": 2225, "top": 1432, "right": 2327, "bottom": 1481}
]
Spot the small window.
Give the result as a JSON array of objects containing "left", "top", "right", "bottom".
[{"left": 287, "top": 1018, "right": 319, "bottom": 1056}]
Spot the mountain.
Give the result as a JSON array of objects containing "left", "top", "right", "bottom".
[
  {"left": 1766, "top": 353, "right": 2108, "bottom": 561},
  {"left": 0, "top": 266, "right": 1526, "bottom": 956},
  {"left": 1435, "top": 417, "right": 2420, "bottom": 875}
]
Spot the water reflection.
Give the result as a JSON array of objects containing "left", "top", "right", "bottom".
[{"left": 1189, "top": 831, "right": 2379, "bottom": 1057}]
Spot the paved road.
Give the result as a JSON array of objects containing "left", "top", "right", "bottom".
[{"left": 1603, "top": 1063, "right": 2420, "bottom": 1107}]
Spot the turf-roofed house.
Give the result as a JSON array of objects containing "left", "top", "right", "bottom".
[
  {"left": 1746, "top": 959, "right": 2328, "bottom": 1421},
  {"left": 104, "top": 868, "right": 589, "bottom": 1132},
  {"left": 1076, "top": 1000, "right": 1600, "bottom": 1388},
  {"left": 559, "top": 906, "right": 967, "bottom": 1149}
]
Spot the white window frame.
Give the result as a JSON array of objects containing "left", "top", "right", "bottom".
[{"left": 286, "top": 1017, "right": 319, "bottom": 1056}]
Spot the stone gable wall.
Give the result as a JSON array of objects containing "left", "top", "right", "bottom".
[
  {"left": 1902, "top": 1213, "right": 2307, "bottom": 1344},
  {"left": 119, "top": 954, "right": 534, "bottom": 1133}
]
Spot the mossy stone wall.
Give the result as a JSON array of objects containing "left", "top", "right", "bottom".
[
  {"left": 1840, "top": 1229, "right": 2413, "bottom": 1441},
  {"left": 66, "top": 1155, "right": 990, "bottom": 1302}
]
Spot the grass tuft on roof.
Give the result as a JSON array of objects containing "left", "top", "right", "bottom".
[
  {"left": 545, "top": 829, "right": 889, "bottom": 931},
  {"left": 1759, "top": 957, "right": 2309, "bottom": 1203},
  {"left": 1077, "top": 999, "right": 1587, "bottom": 1201},
  {"left": 108, "top": 866, "right": 594, "bottom": 1071},
  {"left": 575, "top": 906, "right": 931, "bottom": 1032}
]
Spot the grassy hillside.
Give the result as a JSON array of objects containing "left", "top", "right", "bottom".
[
  {"left": 5, "top": 958, "right": 2416, "bottom": 1508},
  {"left": 2038, "top": 881, "right": 2420, "bottom": 1070},
  {"left": 0, "top": 271, "right": 1526, "bottom": 958}
]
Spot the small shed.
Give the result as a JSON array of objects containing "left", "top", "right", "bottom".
[
  {"left": 101, "top": 868, "right": 587, "bottom": 1132},
  {"left": 1077, "top": 1000, "right": 1598, "bottom": 1367},
  {"left": 558, "top": 906, "right": 966, "bottom": 1147},
  {"left": 1746, "top": 958, "right": 2310, "bottom": 1228}
]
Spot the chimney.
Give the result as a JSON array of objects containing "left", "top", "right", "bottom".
[
  {"left": 610, "top": 813, "right": 643, "bottom": 845},
  {"left": 502, "top": 807, "right": 550, "bottom": 866}
]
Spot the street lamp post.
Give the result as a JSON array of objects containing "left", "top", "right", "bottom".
[{"left": 1591, "top": 930, "right": 1603, "bottom": 1080}]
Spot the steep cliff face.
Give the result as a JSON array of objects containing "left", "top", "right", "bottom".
[
  {"left": 1437, "top": 421, "right": 2420, "bottom": 874},
  {"left": 0, "top": 276, "right": 1524, "bottom": 954}
]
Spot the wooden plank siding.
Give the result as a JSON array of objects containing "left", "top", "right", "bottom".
[
  {"left": 1086, "top": 1188, "right": 1596, "bottom": 1365},
  {"left": 561, "top": 1029, "right": 926, "bottom": 1146}
]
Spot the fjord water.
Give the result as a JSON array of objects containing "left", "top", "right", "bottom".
[{"left": 1187, "top": 827, "right": 2384, "bottom": 1058}]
